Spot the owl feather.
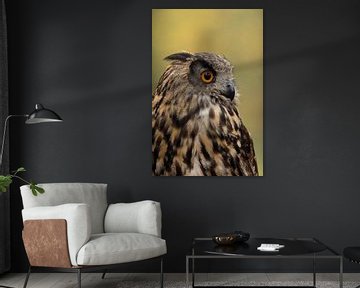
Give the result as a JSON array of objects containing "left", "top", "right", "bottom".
[{"left": 152, "top": 52, "right": 258, "bottom": 176}]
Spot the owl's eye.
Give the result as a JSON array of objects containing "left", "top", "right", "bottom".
[{"left": 200, "top": 70, "right": 215, "bottom": 84}]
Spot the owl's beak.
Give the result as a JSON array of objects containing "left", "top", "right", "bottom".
[{"left": 221, "top": 83, "right": 235, "bottom": 101}]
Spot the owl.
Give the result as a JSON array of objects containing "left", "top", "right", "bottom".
[{"left": 152, "top": 52, "right": 258, "bottom": 176}]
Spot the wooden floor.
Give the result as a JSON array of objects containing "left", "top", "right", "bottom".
[{"left": 0, "top": 273, "right": 358, "bottom": 288}]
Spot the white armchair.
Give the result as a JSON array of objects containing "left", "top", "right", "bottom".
[{"left": 20, "top": 183, "right": 166, "bottom": 288}]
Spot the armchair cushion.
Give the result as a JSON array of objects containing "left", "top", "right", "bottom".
[
  {"left": 76, "top": 233, "right": 167, "bottom": 266},
  {"left": 22, "top": 203, "right": 91, "bottom": 266},
  {"left": 104, "top": 200, "right": 162, "bottom": 237},
  {"left": 21, "top": 183, "right": 108, "bottom": 234}
]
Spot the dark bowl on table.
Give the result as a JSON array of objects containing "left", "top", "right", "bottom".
[
  {"left": 212, "top": 231, "right": 250, "bottom": 246},
  {"left": 212, "top": 234, "right": 238, "bottom": 245}
]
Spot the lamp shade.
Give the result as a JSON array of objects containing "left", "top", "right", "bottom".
[{"left": 25, "top": 104, "right": 63, "bottom": 124}]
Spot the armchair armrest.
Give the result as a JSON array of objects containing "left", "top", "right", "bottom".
[
  {"left": 104, "top": 200, "right": 162, "bottom": 237},
  {"left": 22, "top": 203, "right": 91, "bottom": 266}
]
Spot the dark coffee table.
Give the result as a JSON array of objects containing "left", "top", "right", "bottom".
[{"left": 186, "top": 237, "right": 342, "bottom": 288}]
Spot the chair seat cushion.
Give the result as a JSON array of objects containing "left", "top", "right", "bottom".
[
  {"left": 76, "top": 233, "right": 167, "bottom": 266},
  {"left": 344, "top": 247, "right": 360, "bottom": 263}
]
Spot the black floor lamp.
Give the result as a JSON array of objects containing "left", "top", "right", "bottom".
[{"left": 0, "top": 103, "right": 63, "bottom": 288}]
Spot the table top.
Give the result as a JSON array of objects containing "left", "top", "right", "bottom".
[{"left": 190, "top": 237, "right": 340, "bottom": 258}]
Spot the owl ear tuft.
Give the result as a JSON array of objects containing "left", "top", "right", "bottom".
[{"left": 164, "top": 52, "right": 193, "bottom": 62}]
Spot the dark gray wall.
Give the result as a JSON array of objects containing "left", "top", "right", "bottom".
[{"left": 5, "top": 0, "right": 360, "bottom": 273}]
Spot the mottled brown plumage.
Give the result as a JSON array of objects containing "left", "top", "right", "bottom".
[{"left": 152, "top": 52, "right": 258, "bottom": 176}]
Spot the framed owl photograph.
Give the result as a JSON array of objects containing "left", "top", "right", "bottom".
[{"left": 152, "top": 9, "right": 263, "bottom": 176}]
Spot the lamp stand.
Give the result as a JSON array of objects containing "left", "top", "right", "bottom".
[{"left": 0, "top": 114, "right": 27, "bottom": 169}]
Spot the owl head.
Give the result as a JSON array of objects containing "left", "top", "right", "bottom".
[{"left": 163, "top": 52, "right": 237, "bottom": 102}]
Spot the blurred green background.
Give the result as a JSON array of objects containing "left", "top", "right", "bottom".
[{"left": 152, "top": 9, "right": 263, "bottom": 176}]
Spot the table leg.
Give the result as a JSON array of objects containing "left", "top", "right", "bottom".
[
  {"left": 186, "top": 257, "right": 189, "bottom": 288},
  {"left": 192, "top": 257, "right": 195, "bottom": 288},
  {"left": 339, "top": 257, "right": 343, "bottom": 288},
  {"left": 313, "top": 254, "right": 316, "bottom": 287},
  {"left": 192, "top": 247, "right": 195, "bottom": 288}
]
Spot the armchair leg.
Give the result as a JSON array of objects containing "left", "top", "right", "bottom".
[
  {"left": 23, "top": 266, "right": 31, "bottom": 288},
  {"left": 77, "top": 269, "right": 81, "bottom": 288},
  {"left": 101, "top": 270, "right": 107, "bottom": 279},
  {"left": 160, "top": 257, "right": 164, "bottom": 288}
]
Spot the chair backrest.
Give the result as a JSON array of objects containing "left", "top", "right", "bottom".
[{"left": 20, "top": 183, "right": 108, "bottom": 234}]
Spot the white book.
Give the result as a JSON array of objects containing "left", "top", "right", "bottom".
[{"left": 257, "top": 243, "right": 285, "bottom": 251}]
